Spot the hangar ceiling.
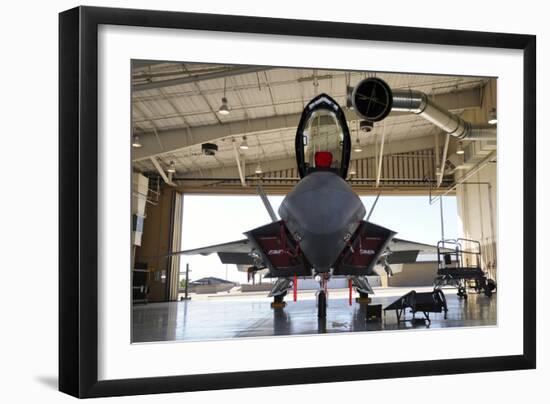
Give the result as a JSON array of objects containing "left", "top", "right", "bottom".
[{"left": 131, "top": 61, "right": 494, "bottom": 194}]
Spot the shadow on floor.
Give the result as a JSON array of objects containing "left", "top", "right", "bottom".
[{"left": 35, "top": 375, "right": 58, "bottom": 390}]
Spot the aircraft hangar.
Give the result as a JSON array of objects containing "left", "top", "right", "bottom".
[{"left": 131, "top": 62, "right": 497, "bottom": 342}]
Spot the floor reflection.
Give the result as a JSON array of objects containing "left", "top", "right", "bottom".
[
  {"left": 273, "top": 308, "right": 291, "bottom": 335},
  {"left": 132, "top": 291, "right": 497, "bottom": 343}
]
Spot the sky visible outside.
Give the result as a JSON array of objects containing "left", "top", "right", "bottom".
[{"left": 179, "top": 194, "right": 459, "bottom": 284}]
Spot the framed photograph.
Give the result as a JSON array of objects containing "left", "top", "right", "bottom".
[{"left": 59, "top": 6, "right": 536, "bottom": 398}]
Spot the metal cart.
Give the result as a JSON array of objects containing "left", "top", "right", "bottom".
[{"left": 434, "top": 238, "right": 496, "bottom": 298}]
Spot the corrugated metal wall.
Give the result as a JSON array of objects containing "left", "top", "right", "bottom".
[{"left": 264, "top": 148, "right": 438, "bottom": 185}]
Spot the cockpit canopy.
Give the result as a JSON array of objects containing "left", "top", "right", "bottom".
[{"left": 295, "top": 94, "right": 351, "bottom": 179}]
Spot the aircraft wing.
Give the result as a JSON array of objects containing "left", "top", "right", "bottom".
[
  {"left": 385, "top": 237, "right": 448, "bottom": 264},
  {"left": 169, "top": 239, "right": 255, "bottom": 265},
  {"left": 389, "top": 238, "right": 442, "bottom": 253}
]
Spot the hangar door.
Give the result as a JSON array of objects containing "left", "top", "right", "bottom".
[
  {"left": 134, "top": 186, "right": 183, "bottom": 303},
  {"left": 167, "top": 192, "right": 183, "bottom": 301}
]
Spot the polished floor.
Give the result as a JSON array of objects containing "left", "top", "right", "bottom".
[{"left": 132, "top": 287, "right": 497, "bottom": 343}]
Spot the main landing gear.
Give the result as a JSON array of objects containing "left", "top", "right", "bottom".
[
  {"left": 457, "top": 285, "right": 468, "bottom": 299},
  {"left": 271, "top": 291, "right": 287, "bottom": 308},
  {"left": 269, "top": 278, "right": 292, "bottom": 308}
]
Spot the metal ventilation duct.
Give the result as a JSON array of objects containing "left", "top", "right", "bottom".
[{"left": 392, "top": 89, "right": 496, "bottom": 141}]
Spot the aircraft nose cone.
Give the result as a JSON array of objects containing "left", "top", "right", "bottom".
[
  {"left": 298, "top": 233, "right": 346, "bottom": 272},
  {"left": 278, "top": 172, "right": 366, "bottom": 272}
]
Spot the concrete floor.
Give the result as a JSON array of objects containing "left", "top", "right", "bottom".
[{"left": 132, "top": 287, "right": 497, "bottom": 343}]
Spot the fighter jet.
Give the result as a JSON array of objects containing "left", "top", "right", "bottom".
[{"left": 170, "top": 93, "right": 442, "bottom": 318}]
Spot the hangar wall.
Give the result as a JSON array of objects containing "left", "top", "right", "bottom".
[
  {"left": 388, "top": 262, "right": 439, "bottom": 287},
  {"left": 455, "top": 163, "right": 497, "bottom": 281},
  {"left": 454, "top": 80, "right": 498, "bottom": 281},
  {"left": 135, "top": 185, "right": 183, "bottom": 302}
]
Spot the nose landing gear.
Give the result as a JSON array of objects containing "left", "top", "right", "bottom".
[
  {"left": 317, "top": 274, "right": 329, "bottom": 318},
  {"left": 317, "top": 290, "right": 327, "bottom": 318}
]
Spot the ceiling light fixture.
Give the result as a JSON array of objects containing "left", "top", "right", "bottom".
[
  {"left": 456, "top": 142, "right": 465, "bottom": 155},
  {"left": 255, "top": 163, "right": 263, "bottom": 174},
  {"left": 349, "top": 165, "right": 357, "bottom": 175},
  {"left": 218, "top": 77, "right": 230, "bottom": 115},
  {"left": 167, "top": 161, "right": 176, "bottom": 173},
  {"left": 488, "top": 107, "right": 497, "bottom": 125},
  {"left": 218, "top": 97, "right": 230, "bottom": 115},
  {"left": 239, "top": 136, "right": 249, "bottom": 150},
  {"left": 132, "top": 135, "right": 142, "bottom": 148}
]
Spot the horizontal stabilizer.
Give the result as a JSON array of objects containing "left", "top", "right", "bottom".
[
  {"left": 387, "top": 250, "right": 420, "bottom": 264},
  {"left": 389, "top": 238, "right": 446, "bottom": 253},
  {"left": 168, "top": 239, "right": 250, "bottom": 257},
  {"left": 218, "top": 252, "right": 255, "bottom": 265}
]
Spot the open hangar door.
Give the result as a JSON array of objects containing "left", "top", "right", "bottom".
[{"left": 132, "top": 175, "right": 183, "bottom": 303}]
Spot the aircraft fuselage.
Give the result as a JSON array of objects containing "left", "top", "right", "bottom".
[{"left": 278, "top": 171, "right": 365, "bottom": 273}]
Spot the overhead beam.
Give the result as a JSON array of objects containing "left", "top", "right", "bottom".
[
  {"left": 150, "top": 157, "right": 175, "bottom": 187},
  {"left": 132, "top": 60, "right": 168, "bottom": 70},
  {"left": 135, "top": 86, "right": 482, "bottom": 124},
  {"left": 178, "top": 155, "right": 297, "bottom": 180},
  {"left": 232, "top": 141, "right": 246, "bottom": 187},
  {"left": 133, "top": 87, "right": 482, "bottom": 162},
  {"left": 174, "top": 133, "right": 439, "bottom": 179},
  {"left": 426, "top": 87, "right": 482, "bottom": 112},
  {"left": 437, "top": 133, "right": 451, "bottom": 187},
  {"left": 180, "top": 185, "right": 454, "bottom": 197},
  {"left": 133, "top": 66, "right": 271, "bottom": 93},
  {"left": 375, "top": 123, "right": 387, "bottom": 188},
  {"left": 133, "top": 113, "right": 302, "bottom": 161}
]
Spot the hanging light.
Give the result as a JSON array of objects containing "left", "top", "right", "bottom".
[
  {"left": 456, "top": 142, "right": 465, "bottom": 155},
  {"left": 255, "top": 163, "right": 263, "bottom": 174},
  {"left": 353, "top": 138, "right": 362, "bottom": 153},
  {"left": 132, "top": 135, "right": 142, "bottom": 148},
  {"left": 218, "top": 97, "right": 230, "bottom": 115},
  {"left": 488, "top": 107, "right": 497, "bottom": 125},
  {"left": 167, "top": 161, "right": 176, "bottom": 173},
  {"left": 239, "top": 136, "right": 249, "bottom": 150},
  {"left": 218, "top": 77, "right": 230, "bottom": 115},
  {"left": 349, "top": 162, "right": 356, "bottom": 175}
]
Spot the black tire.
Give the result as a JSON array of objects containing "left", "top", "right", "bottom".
[
  {"left": 318, "top": 291, "right": 327, "bottom": 318},
  {"left": 273, "top": 291, "right": 287, "bottom": 304}
]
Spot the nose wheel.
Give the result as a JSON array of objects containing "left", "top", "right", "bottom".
[{"left": 317, "top": 290, "right": 327, "bottom": 318}]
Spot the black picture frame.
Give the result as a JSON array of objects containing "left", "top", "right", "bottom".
[{"left": 59, "top": 6, "right": 536, "bottom": 398}]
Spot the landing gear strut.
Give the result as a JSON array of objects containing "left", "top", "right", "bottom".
[
  {"left": 271, "top": 291, "right": 287, "bottom": 308},
  {"left": 356, "top": 291, "right": 372, "bottom": 305},
  {"left": 457, "top": 286, "right": 468, "bottom": 299},
  {"left": 317, "top": 275, "right": 329, "bottom": 318},
  {"left": 317, "top": 290, "right": 327, "bottom": 318}
]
